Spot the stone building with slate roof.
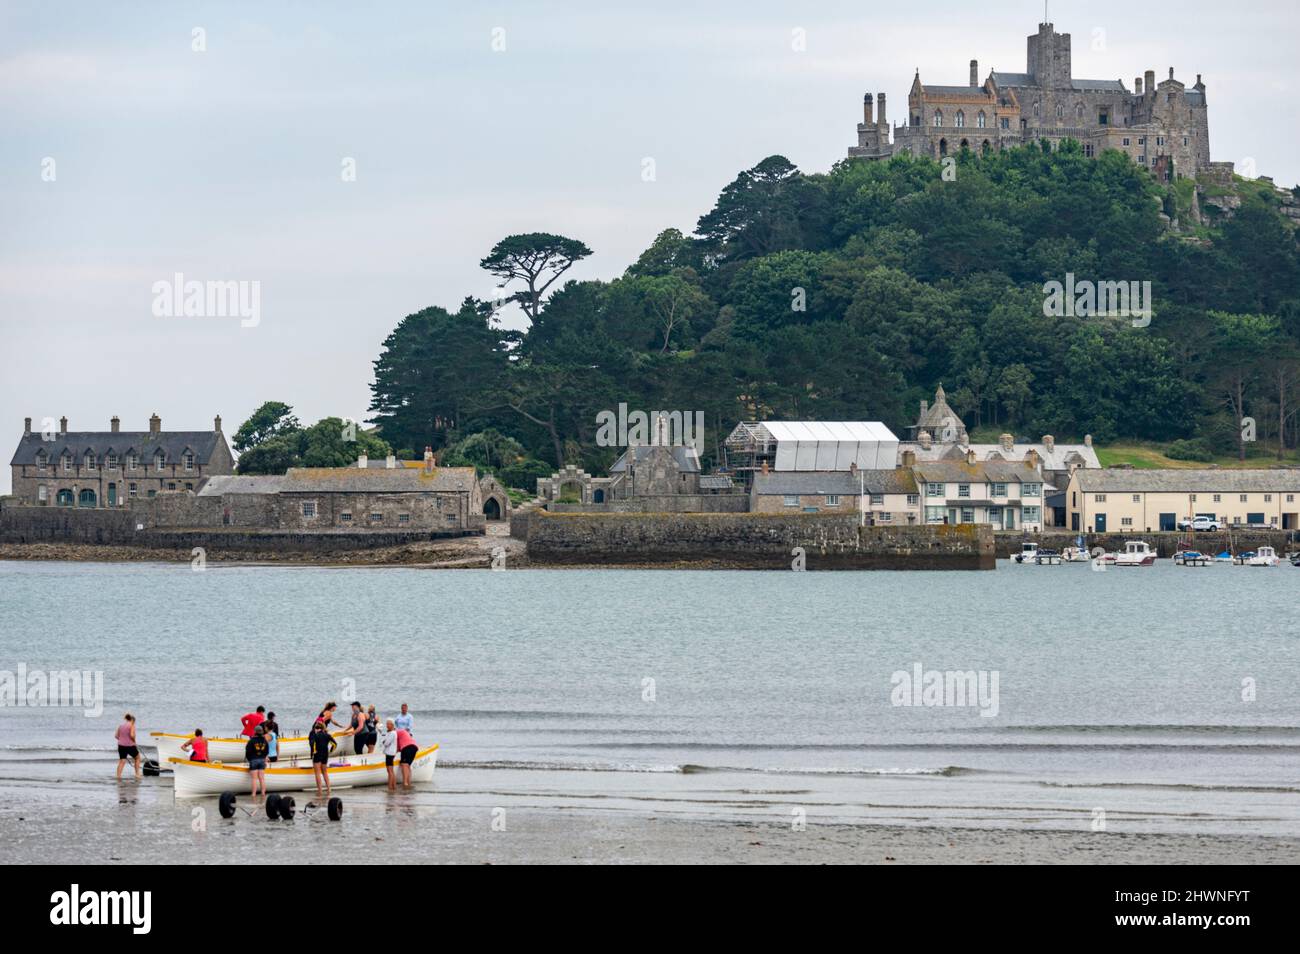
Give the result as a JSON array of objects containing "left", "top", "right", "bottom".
[
  {"left": 751, "top": 468, "right": 920, "bottom": 523},
  {"left": 913, "top": 453, "right": 1045, "bottom": 531},
  {"left": 849, "top": 20, "right": 1221, "bottom": 181},
  {"left": 9, "top": 413, "right": 233, "bottom": 508}
]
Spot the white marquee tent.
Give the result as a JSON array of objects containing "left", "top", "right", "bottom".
[{"left": 727, "top": 421, "right": 899, "bottom": 472}]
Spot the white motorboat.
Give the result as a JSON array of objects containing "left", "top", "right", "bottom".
[
  {"left": 151, "top": 729, "right": 348, "bottom": 767},
  {"left": 170, "top": 745, "right": 438, "bottom": 797},
  {"left": 1012, "top": 542, "right": 1039, "bottom": 564},
  {"left": 1114, "top": 540, "right": 1156, "bottom": 567},
  {"left": 1247, "top": 546, "right": 1280, "bottom": 567},
  {"left": 1062, "top": 545, "right": 1091, "bottom": 562}
]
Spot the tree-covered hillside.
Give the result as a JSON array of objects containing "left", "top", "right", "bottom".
[{"left": 367, "top": 141, "right": 1300, "bottom": 481}]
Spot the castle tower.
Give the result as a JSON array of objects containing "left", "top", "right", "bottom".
[{"left": 1026, "top": 22, "right": 1071, "bottom": 89}]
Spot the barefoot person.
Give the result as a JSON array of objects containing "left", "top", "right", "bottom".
[
  {"left": 245, "top": 725, "right": 270, "bottom": 798},
  {"left": 115, "top": 713, "right": 141, "bottom": 781},
  {"left": 309, "top": 720, "right": 336, "bottom": 797},
  {"left": 395, "top": 725, "right": 419, "bottom": 788},
  {"left": 348, "top": 701, "right": 366, "bottom": 755},
  {"left": 381, "top": 718, "right": 399, "bottom": 790},
  {"left": 181, "top": 729, "right": 208, "bottom": 763},
  {"left": 240, "top": 705, "right": 266, "bottom": 738}
]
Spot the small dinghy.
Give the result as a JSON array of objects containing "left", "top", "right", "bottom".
[
  {"left": 170, "top": 745, "right": 438, "bottom": 797},
  {"left": 1173, "top": 550, "right": 1210, "bottom": 566},
  {"left": 152, "top": 729, "right": 348, "bottom": 767},
  {"left": 1033, "top": 549, "right": 1063, "bottom": 565}
]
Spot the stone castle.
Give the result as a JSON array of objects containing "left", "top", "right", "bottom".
[{"left": 849, "top": 21, "right": 1228, "bottom": 182}]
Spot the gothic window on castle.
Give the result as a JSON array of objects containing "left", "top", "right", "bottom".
[
  {"left": 955, "top": 110, "right": 964, "bottom": 128},
  {"left": 1033, "top": 101, "right": 1040, "bottom": 118},
  {"left": 933, "top": 110, "right": 943, "bottom": 127},
  {"left": 1055, "top": 104, "right": 1063, "bottom": 120},
  {"left": 976, "top": 111, "right": 986, "bottom": 128},
  {"left": 1076, "top": 103, "right": 1084, "bottom": 120}
]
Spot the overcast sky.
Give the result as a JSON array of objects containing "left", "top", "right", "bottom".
[{"left": 3, "top": 1, "right": 1296, "bottom": 492}]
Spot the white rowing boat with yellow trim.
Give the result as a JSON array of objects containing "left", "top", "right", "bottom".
[
  {"left": 150, "top": 730, "right": 349, "bottom": 767},
  {"left": 169, "top": 745, "right": 438, "bottom": 797}
]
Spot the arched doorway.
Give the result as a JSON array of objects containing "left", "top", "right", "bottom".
[
  {"left": 57, "top": 489, "right": 74, "bottom": 507},
  {"left": 557, "top": 481, "right": 583, "bottom": 503},
  {"left": 483, "top": 497, "right": 501, "bottom": 520},
  {"left": 593, "top": 489, "right": 605, "bottom": 503},
  {"left": 938, "top": 138, "right": 948, "bottom": 157},
  {"left": 78, "top": 488, "right": 97, "bottom": 508}
]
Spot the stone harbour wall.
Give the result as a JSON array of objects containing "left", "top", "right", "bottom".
[{"left": 526, "top": 512, "right": 994, "bottom": 569}]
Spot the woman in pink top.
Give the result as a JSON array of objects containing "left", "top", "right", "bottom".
[
  {"left": 115, "top": 713, "right": 141, "bottom": 780},
  {"left": 395, "top": 728, "right": 418, "bottom": 787}
]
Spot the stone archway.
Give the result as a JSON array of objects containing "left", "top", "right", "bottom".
[
  {"left": 483, "top": 497, "right": 502, "bottom": 520},
  {"left": 78, "top": 488, "right": 97, "bottom": 508}
]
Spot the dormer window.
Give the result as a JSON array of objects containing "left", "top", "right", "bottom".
[
  {"left": 85, "top": 452, "right": 96, "bottom": 472},
  {"left": 107, "top": 453, "right": 118, "bottom": 469},
  {"left": 127, "top": 453, "right": 138, "bottom": 471},
  {"left": 183, "top": 452, "right": 195, "bottom": 471},
  {"left": 62, "top": 453, "right": 72, "bottom": 473},
  {"left": 36, "top": 451, "right": 47, "bottom": 472},
  {"left": 155, "top": 452, "right": 166, "bottom": 472}
]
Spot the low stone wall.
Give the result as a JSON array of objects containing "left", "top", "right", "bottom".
[
  {"left": 548, "top": 494, "right": 749, "bottom": 515},
  {"left": 526, "top": 512, "right": 993, "bottom": 569},
  {"left": 994, "top": 529, "right": 1299, "bottom": 558},
  {"left": 0, "top": 504, "right": 476, "bottom": 552}
]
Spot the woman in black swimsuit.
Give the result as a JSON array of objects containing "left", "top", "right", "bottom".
[{"left": 364, "top": 705, "right": 379, "bottom": 754}]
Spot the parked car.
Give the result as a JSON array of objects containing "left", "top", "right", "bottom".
[{"left": 1176, "top": 515, "right": 1223, "bottom": 532}]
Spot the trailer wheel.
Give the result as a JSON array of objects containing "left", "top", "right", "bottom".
[
  {"left": 265, "top": 793, "right": 283, "bottom": 819},
  {"left": 327, "top": 797, "right": 343, "bottom": 821},
  {"left": 218, "top": 792, "right": 237, "bottom": 819},
  {"left": 278, "top": 795, "right": 296, "bottom": 820}
]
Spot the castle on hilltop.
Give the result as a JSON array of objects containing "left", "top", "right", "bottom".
[{"left": 849, "top": 21, "right": 1230, "bottom": 182}]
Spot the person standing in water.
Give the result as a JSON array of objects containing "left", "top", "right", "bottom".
[
  {"left": 364, "top": 705, "right": 379, "bottom": 754},
  {"left": 309, "top": 720, "right": 336, "bottom": 797},
  {"left": 245, "top": 725, "right": 270, "bottom": 798},
  {"left": 393, "top": 703, "right": 413, "bottom": 733},
  {"left": 181, "top": 729, "right": 208, "bottom": 763},
  {"left": 115, "top": 713, "right": 141, "bottom": 781},
  {"left": 381, "top": 718, "right": 399, "bottom": 790},
  {"left": 395, "top": 725, "right": 419, "bottom": 788}
]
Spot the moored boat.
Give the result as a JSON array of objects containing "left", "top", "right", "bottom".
[
  {"left": 1034, "top": 549, "right": 1063, "bottom": 565},
  {"left": 151, "top": 729, "right": 348, "bottom": 767},
  {"left": 169, "top": 745, "right": 438, "bottom": 797},
  {"left": 1247, "top": 546, "right": 1280, "bottom": 567},
  {"left": 1173, "top": 549, "right": 1210, "bottom": 566},
  {"left": 1114, "top": 540, "right": 1156, "bottom": 567},
  {"left": 1012, "top": 542, "right": 1039, "bottom": 564}
]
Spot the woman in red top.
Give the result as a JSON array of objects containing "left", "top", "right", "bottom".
[{"left": 181, "top": 729, "right": 208, "bottom": 763}]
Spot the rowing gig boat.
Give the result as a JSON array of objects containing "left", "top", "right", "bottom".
[
  {"left": 169, "top": 745, "right": 438, "bottom": 797},
  {"left": 150, "top": 730, "right": 348, "bottom": 767}
]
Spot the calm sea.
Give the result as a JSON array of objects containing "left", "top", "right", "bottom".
[{"left": 1, "top": 558, "right": 1298, "bottom": 838}]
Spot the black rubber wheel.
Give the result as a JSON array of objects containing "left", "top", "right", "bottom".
[
  {"left": 327, "top": 797, "right": 343, "bottom": 821},
  {"left": 218, "top": 792, "right": 237, "bottom": 819},
  {"left": 278, "top": 795, "right": 296, "bottom": 820},
  {"left": 265, "top": 793, "right": 283, "bottom": 819}
]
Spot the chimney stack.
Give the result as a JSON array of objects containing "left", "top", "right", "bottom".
[
  {"left": 1144, "top": 70, "right": 1155, "bottom": 94},
  {"left": 1168, "top": 67, "right": 1174, "bottom": 80},
  {"left": 970, "top": 59, "right": 978, "bottom": 87},
  {"left": 424, "top": 446, "right": 434, "bottom": 473},
  {"left": 1025, "top": 449, "right": 1040, "bottom": 469},
  {"left": 863, "top": 93, "right": 873, "bottom": 125},
  {"left": 1042, "top": 434, "right": 1055, "bottom": 452},
  {"left": 110, "top": 415, "right": 120, "bottom": 434},
  {"left": 386, "top": 454, "right": 396, "bottom": 469},
  {"left": 966, "top": 449, "right": 977, "bottom": 465},
  {"left": 214, "top": 415, "right": 222, "bottom": 433},
  {"left": 357, "top": 452, "right": 368, "bottom": 469},
  {"left": 149, "top": 413, "right": 161, "bottom": 435},
  {"left": 23, "top": 417, "right": 31, "bottom": 436},
  {"left": 761, "top": 459, "right": 769, "bottom": 475},
  {"left": 919, "top": 430, "right": 932, "bottom": 451},
  {"left": 876, "top": 92, "right": 886, "bottom": 126},
  {"left": 901, "top": 449, "right": 917, "bottom": 467},
  {"left": 1084, "top": 434, "right": 1093, "bottom": 447},
  {"left": 60, "top": 416, "right": 68, "bottom": 434},
  {"left": 1134, "top": 76, "right": 1143, "bottom": 95},
  {"left": 999, "top": 433, "right": 1014, "bottom": 452}
]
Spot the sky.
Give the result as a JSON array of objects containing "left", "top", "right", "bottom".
[{"left": 3, "top": 0, "right": 1297, "bottom": 492}]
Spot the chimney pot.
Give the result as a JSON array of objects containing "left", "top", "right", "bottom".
[
  {"left": 863, "top": 93, "right": 873, "bottom": 125},
  {"left": 60, "top": 416, "right": 68, "bottom": 434},
  {"left": 876, "top": 92, "right": 886, "bottom": 126},
  {"left": 110, "top": 415, "right": 120, "bottom": 434},
  {"left": 1135, "top": 76, "right": 1143, "bottom": 95},
  {"left": 999, "top": 433, "right": 1013, "bottom": 451},
  {"left": 1145, "top": 70, "right": 1155, "bottom": 93},
  {"left": 901, "top": 449, "right": 916, "bottom": 467},
  {"left": 966, "top": 449, "right": 977, "bottom": 465},
  {"left": 24, "top": 417, "right": 32, "bottom": 436},
  {"left": 919, "top": 430, "right": 932, "bottom": 451},
  {"left": 214, "top": 415, "right": 222, "bottom": 433},
  {"left": 1042, "top": 434, "right": 1055, "bottom": 452},
  {"left": 357, "top": 452, "right": 368, "bottom": 469},
  {"left": 149, "top": 413, "right": 161, "bottom": 435}
]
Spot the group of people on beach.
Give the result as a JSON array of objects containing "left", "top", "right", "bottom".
[{"left": 147, "top": 700, "right": 420, "bottom": 797}]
